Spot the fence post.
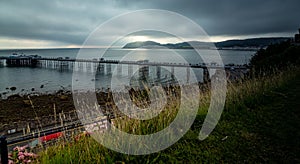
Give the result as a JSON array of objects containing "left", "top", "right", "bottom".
[{"left": 0, "top": 136, "right": 8, "bottom": 164}]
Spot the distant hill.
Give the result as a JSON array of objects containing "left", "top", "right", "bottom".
[
  {"left": 215, "top": 37, "right": 291, "bottom": 48},
  {"left": 122, "top": 41, "right": 161, "bottom": 49},
  {"left": 123, "top": 41, "right": 211, "bottom": 49},
  {"left": 123, "top": 37, "right": 291, "bottom": 49}
]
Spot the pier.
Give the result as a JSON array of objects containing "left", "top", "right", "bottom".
[{"left": 0, "top": 55, "right": 248, "bottom": 83}]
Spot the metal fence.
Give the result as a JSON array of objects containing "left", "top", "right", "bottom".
[{"left": 0, "top": 116, "right": 109, "bottom": 164}]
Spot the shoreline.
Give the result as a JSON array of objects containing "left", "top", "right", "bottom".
[
  {"left": 0, "top": 84, "right": 181, "bottom": 134},
  {"left": 0, "top": 66, "right": 250, "bottom": 100}
]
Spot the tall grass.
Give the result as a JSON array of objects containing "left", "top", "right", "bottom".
[
  {"left": 225, "top": 66, "right": 299, "bottom": 112},
  {"left": 35, "top": 66, "right": 300, "bottom": 163}
]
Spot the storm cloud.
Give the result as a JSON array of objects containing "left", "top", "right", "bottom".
[{"left": 0, "top": 0, "right": 299, "bottom": 48}]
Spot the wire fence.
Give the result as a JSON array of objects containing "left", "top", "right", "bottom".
[
  {"left": 0, "top": 110, "right": 78, "bottom": 136},
  {"left": 0, "top": 115, "right": 110, "bottom": 164}
]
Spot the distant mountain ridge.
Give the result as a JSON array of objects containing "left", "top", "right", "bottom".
[{"left": 123, "top": 37, "right": 291, "bottom": 49}]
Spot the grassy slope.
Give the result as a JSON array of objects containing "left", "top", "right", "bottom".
[{"left": 37, "top": 68, "right": 300, "bottom": 163}]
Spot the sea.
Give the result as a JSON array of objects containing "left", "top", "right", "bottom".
[{"left": 0, "top": 48, "right": 255, "bottom": 98}]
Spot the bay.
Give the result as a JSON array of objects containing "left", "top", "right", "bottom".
[{"left": 0, "top": 48, "right": 255, "bottom": 97}]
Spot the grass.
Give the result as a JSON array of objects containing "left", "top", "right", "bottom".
[{"left": 35, "top": 66, "right": 300, "bottom": 163}]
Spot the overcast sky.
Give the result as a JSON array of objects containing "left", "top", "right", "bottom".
[{"left": 0, "top": 0, "right": 299, "bottom": 49}]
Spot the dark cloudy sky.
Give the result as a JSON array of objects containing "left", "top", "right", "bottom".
[{"left": 0, "top": 0, "right": 299, "bottom": 49}]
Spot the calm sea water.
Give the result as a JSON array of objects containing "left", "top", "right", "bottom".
[{"left": 0, "top": 48, "right": 255, "bottom": 97}]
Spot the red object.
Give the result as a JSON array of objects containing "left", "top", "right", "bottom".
[{"left": 40, "top": 132, "right": 63, "bottom": 142}]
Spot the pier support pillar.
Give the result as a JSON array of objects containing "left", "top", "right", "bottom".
[
  {"left": 117, "top": 64, "right": 122, "bottom": 76},
  {"left": 93, "top": 63, "right": 97, "bottom": 72},
  {"left": 171, "top": 66, "right": 175, "bottom": 79},
  {"left": 156, "top": 66, "right": 161, "bottom": 80},
  {"left": 65, "top": 61, "right": 69, "bottom": 70},
  {"left": 79, "top": 62, "right": 82, "bottom": 71},
  {"left": 139, "top": 65, "right": 149, "bottom": 80},
  {"left": 70, "top": 62, "right": 74, "bottom": 70},
  {"left": 59, "top": 61, "right": 63, "bottom": 71},
  {"left": 86, "top": 62, "right": 91, "bottom": 72},
  {"left": 106, "top": 63, "right": 112, "bottom": 75},
  {"left": 186, "top": 67, "right": 190, "bottom": 84},
  {"left": 128, "top": 64, "right": 133, "bottom": 77},
  {"left": 98, "top": 63, "right": 105, "bottom": 74},
  {"left": 203, "top": 67, "right": 210, "bottom": 83},
  {"left": 0, "top": 60, "right": 4, "bottom": 67}
]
